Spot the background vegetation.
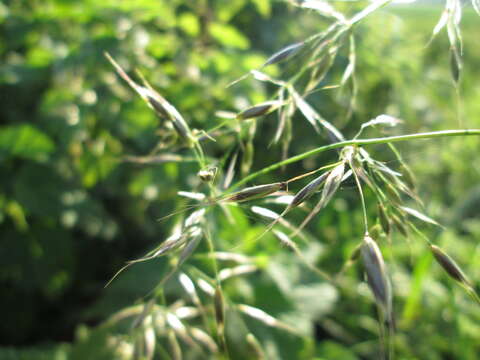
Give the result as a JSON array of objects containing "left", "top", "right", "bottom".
[{"left": 1, "top": 0, "right": 479, "bottom": 359}]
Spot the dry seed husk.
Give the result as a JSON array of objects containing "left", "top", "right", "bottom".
[
  {"left": 236, "top": 100, "right": 284, "bottom": 120},
  {"left": 224, "top": 182, "right": 287, "bottom": 202},
  {"left": 361, "top": 235, "right": 392, "bottom": 314},
  {"left": 430, "top": 244, "right": 471, "bottom": 286},
  {"left": 263, "top": 42, "right": 305, "bottom": 67}
]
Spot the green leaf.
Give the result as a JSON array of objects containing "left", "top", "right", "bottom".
[
  {"left": 209, "top": 23, "right": 250, "bottom": 49},
  {"left": 0, "top": 124, "right": 55, "bottom": 161},
  {"left": 178, "top": 12, "right": 200, "bottom": 37},
  {"left": 252, "top": 0, "right": 271, "bottom": 17}
]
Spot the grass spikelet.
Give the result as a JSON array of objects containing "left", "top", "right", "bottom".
[
  {"left": 197, "top": 278, "right": 215, "bottom": 297},
  {"left": 361, "top": 234, "right": 392, "bottom": 319},
  {"left": 378, "top": 203, "right": 390, "bottom": 235},
  {"left": 190, "top": 327, "right": 219, "bottom": 354},
  {"left": 237, "top": 304, "right": 297, "bottom": 334},
  {"left": 214, "top": 286, "right": 228, "bottom": 354},
  {"left": 105, "top": 52, "right": 193, "bottom": 143},
  {"left": 391, "top": 214, "right": 408, "bottom": 237},
  {"left": 236, "top": 100, "right": 284, "bottom": 120},
  {"left": 290, "top": 171, "right": 330, "bottom": 208},
  {"left": 429, "top": 244, "right": 480, "bottom": 305},
  {"left": 292, "top": 163, "right": 345, "bottom": 237},
  {"left": 223, "top": 182, "right": 287, "bottom": 202},
  {"left": 246, "top": 170, "right": 330, "bottom": 246},
  {"left": 430, "top": 244, "right": 471, "bottom": 286},
  {"left": 167, "top": 329, "right": 182, "bottom": 360},
  {"left": 450, "top": 47, "right": 462, "bottom": 84},
  {"left": 263, "top": 42, "right": 305, "bottom": 67},
  {"left": 218, "top": 264, "right": 258, "bottom": 282},
  {"left": 246, "top": 333, "right": 265, "bottom": 359}
]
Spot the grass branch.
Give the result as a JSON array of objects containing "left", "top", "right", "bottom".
[{"left": 230, "top": 129, "right": 480, "bottom": 190}]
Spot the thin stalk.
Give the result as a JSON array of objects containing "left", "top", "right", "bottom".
[{"left": 229, "top": 129, "right": 480, "bottom": 190}]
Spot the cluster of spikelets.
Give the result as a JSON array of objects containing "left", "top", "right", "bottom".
[{"left": 103, "top": 0, "right": 480, "bottom": 358}]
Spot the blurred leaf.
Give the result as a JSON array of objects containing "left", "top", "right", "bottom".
[
  {"left": 209, "top": 23, "right": 250, "bottom": 49},
  {"left": 0, "top": 124, "right": 55, "bottom": 161},
  {"left": 178, "top": 12, "right": 200, "bottom": 37}
]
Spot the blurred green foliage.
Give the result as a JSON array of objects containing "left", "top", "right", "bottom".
[{"left": 1, "top": 0, "right": 480, "bottom": 359}]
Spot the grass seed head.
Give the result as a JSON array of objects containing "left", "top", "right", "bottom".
[
  {"left": 450, "top": 47, "right": 461, "bottom": 84},
  {"left": 224, "top": 182, "right": 287, "bottom": 202},
  {"left": 198, "top": 166, "right": 217, "bottom": 182},
  {"left": 236, "top": 100, "right": 284, "bottom": 120},
  {"left": 214, "top": 286, "right": 225, "bottom": 328},
  {"left": 246, "top": 333, "right": 265, "bottom": 359},
  {"left": 290, "top": 171, "right": 329, "bottom": 208},
  {"left": 391, "top": 214, "right": 408, "bottom": 237},
  {"left": 377, "top": 203, "right": 390, "bottom": 235},
  {"left": 263, "top": 42, "right": 305, "bottom": 67},
  {"left": 430, "top": 244, "right": 471, "bottom": 286},
  {"left": 361, "top": 234, "right": 392, "bottom": 313}
]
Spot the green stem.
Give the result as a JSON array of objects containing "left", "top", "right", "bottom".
[{"left": 229, "top": 129, "right": 480, "bottom": 190}]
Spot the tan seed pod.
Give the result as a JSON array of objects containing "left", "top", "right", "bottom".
[
  {"left": 430, "top": 244, "right": 471, "bottom": 286},
  {"left": 236, "top": 100, "right": 284, "bottom": 120},
  {"left": 223, "top": 182, "right": 287, "bottom": 203}
]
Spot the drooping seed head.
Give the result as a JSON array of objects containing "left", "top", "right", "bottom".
[
  {"left": 236, "top": 100, "right": 284, "bottom": 120},
  {"left": 430, "top": 244, "right": 471, "bottom": 286},
  {"left": 263, "top": 42, "right": 305, "bottom": 67},
  {"left": 361, "top": 234, "right": 392, "bottom": 313},
  {"left": 224, "top": 182, "right": 287, "bottom": 203}
]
